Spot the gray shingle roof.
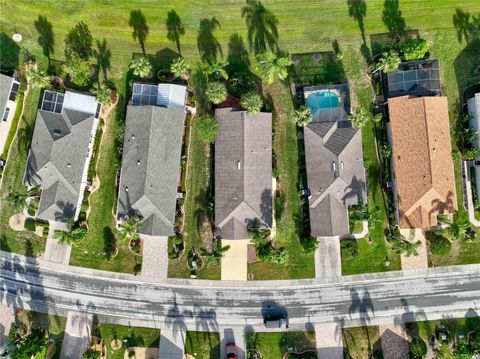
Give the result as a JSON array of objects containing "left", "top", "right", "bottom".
[
  {"left": 214, "top": 108, "right": 272, "bottom": 240},
  {"left": 304, "top": 121, "right": 367, "bottom": 237},
  {"left": 116, "top": 105, "right": 185, "bottom": 236},
  {"left": 24, "top": 91, "right": 97, "bottom": 222}
]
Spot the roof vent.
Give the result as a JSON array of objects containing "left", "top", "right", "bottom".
[
  {"left": 332, "top": 162, "right": 336, "bottom": 171},
  {"left": 137, "top": 160, "right": 141, "bottom": 165},
  {"left": 340, "top": 161, "right": 344, "bottom": 170},
  {"left": 53, "top": 129, "right": 62, "bottom": 137},
  {"left": 237, "top": 160, "right": 241, "bottom": 170},
  {"left": 67, "top": 163, "right": 71, "bottom": 168},
  {"left": 125, "top": 186, "right": 129, "bottom": 192},
  {"left": 132, "top": 134, "right": 135, "bottom": 140}
]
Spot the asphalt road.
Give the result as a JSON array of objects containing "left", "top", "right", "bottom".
[{"left": 1, "top": 251, "right": 479, "bottom": 331}]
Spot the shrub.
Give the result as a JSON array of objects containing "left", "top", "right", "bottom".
[
  {"left": 409, "top": 337, "right": 427, "bottom": 359},
  {"left": 228, "top": 74, "right": 256, "bottom": 98},
  {"left": 351, "top": 107, "right": 370, "bottom": 128},
  {"left": 241, "top": 91, "right": 263, "bottom": 114},
  {"left": 401, "top": 38, "right": 429, "bottom": 61},
  {"left": 133, "top": 263, "right": 142, "bottom": 275},
  {"left": 24, "top": 65, "right": 51, "bottom": 89},
  {"left": 24, "top": 218, "right": 36, "bottom": 232},
  {"left": 170, "top": 56, "right": 190, "bottom": 79},
  {"left": 427, "top": 232, "right": 451, "bottom": 256},
  {"left": 91, "top": 82, "right": 111, "bottom": 105},
  {"left": 375, "top": 50, "right": 401, "bottom": 73},
  {"left": 129, "top": 56, "right": 152, "bottom": 78},
  {"left": 300, "top": 236, "right": 319, "bottom": 254},
  {"left": 83, "top": 350, "right": 100, "bottom": 359},
  {"left": 294, "top": 106, "right": 312, "bottom": 127},
  {"left": 13, "top": 328, "right": 46, "bottom": 358},
  {"left": 206, "top": 81, "right": 227, "bottom": 104},
  {"left": 274, "top": 194, "right": 285, "bottom": 220},
  {"left": 341, "top": 239, "right": 358, "bottom": 260},
  {"left": 196, "top": 115, "right": 218, "bottom": 143}
]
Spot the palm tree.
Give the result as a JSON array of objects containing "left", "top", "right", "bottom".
[
  {"left": 373, "top": 50, "right": 400, "bottom": 74},
  {"left": 91, "top": 82, "right": 111, "bottom": 105},
  {"left": 170, "top": 57, "right": 190, "bottom": 80},
  {"left": 351, "top": 107, "right": 370, "bottom": 128},
  {"left": 207, "top": 59, "right": 229, "bottom": 80},
  {"left": 129, "top": 56, "right": 152, "bottom": 78},
  {"left": 391, "top": 238, "right": 422, "bottom": 257},
  {"left": 24, "top": 66, "right": 51, "bottom": 89},
  {"left": 256, "top": 52, "right": 293, "bottom": 84},
  {"left": 200, "top": 244, "right": 231, "bottom": 267},
  {"left": 118, "top": 215, "right": 142, "bottom": 240},
  {"left": 55, "top": 227, "right": 87, "bottom": 245},
  {"left": 438, "top": 214, "right": 470, "bottom": 241},
  {"left": 241, "top": 0, "right": 279, "bottom": 54},
  {"left": 206, "top": 81, "right": 227, "bottom": 104},
  {"left": 241, "top": 91, "right": 263, "bottom": 114},
  {"left": 294, "top": 106, "right": 312, "bottom": 127}
]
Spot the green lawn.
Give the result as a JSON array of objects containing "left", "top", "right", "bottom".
[
  {"left": 247, "top": 331, "right": 316, "bottom": 359},
  {"left": 94, "top": 322, "right": 160, "bottom": 359},
  {"left": 1, "top": 0, "right": 479, "bottom": 274},
  {"left": 184, "top": 331, "right": 220, "bottom": 359},
  {"left": 0, "top": 88, "right": 46, "bottom": 256}
]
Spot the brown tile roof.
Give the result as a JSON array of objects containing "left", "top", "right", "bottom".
[{"left": 388, "top": 96, "right": 457, "bottom": 229}]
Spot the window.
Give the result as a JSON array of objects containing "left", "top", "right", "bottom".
[{"left": 2, "top": 107, "right": 10, "bottom": 122}]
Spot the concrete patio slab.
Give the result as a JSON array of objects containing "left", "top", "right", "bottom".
[
  {"left": 159, "top": 327, "right": 185, "bottom": 359},
  {"left": 0, "top": 304, "right": 14, "bottom": 346},
  {"left": 315, "top": 237, "right": 341, "bottom": 278},
  {"left": 141, "top": 235, "right": 169, "bottom": 279},
  {"left": 221, "top": 240, "right": 249, "bottom": 281}
]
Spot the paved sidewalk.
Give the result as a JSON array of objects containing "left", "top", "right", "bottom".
[
  {"left": 159, "top": 326, "right": 185, "bottom": 359},
  {"left": 44, "top": 223, "right": 71, "bottom": 265},
  {"left": 0, "top": 304, "right": 14, "bottom": 346},
  {"left": 465, "top": 161, "right": 480, "bottom": 226},
  {"left": 315, "top": 237, "right": 341, "bottom": 278},
  {"left": 315, "top": 323, "right": 344, "bottom": 359},
  {"left": 141, "top": 235, "right": 169, "bottom": 279},
  {"left": 60, "top": 311, "right": 93, "bottom": 359},
  {"left": 399, "top": 229, "right": 428, "bottom": 270},
  {"left": 221, "top": 240, "right": 249, "bottom": 280},
  {"left": 379, "top": 324, "right": 410, "bottom": 359},
  {"left": 220, "top": 327, "right": 246, "bottom": 359}
]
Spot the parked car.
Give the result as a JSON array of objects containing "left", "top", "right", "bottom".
[
  {"left": 263, "top": 314, "right": 289, "bottom": 328},
  {"left": 226, "top": 342, "right": 237, "bottom": 358}
]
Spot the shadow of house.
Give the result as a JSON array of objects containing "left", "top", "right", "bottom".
[
  {"left": 453, "top": 37, "right": 480, "bottom": 105},
  {"left": 131, "top": 48, "right": 181, "bottom": 84},
  {"left": 241, "top": 0, "right": 279, "bottom": 55},
  {"left": 0, "top": 32, "right": 20, "bottom": 72},
  {"left": 382, "top": 0, "right": 406, "bottom": 33},
  {"left": 197, "top": 17, "right": 223, "bottom": 65}
]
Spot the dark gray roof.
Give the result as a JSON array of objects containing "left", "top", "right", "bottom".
[
  {"left": 0, "top": 74, "right": 15, "bottom": 116},
  {"left": 24, "top": 91, "right": 97, "bottom": 223},
  {"left": 214, "top": 108, "right": 272, "bottom": 240},
  {"left": 304, "top": 121, "right": 367, "bottom": 237},
  {"left": 116, "top": 105, "right": 185, "bottom": 236}
]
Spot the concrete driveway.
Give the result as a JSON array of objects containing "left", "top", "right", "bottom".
[
  {"left": 221, "top": 239, "right": 249, "bottom": 280},
  {"left": 315, "top": 237, "right": 341, "bottom": 278},
  {"left": 399, "top": 228, "right": 428, "bottom": 270},
  {"left": 141, "top": 235, "right": 169, "bottom": 279}
]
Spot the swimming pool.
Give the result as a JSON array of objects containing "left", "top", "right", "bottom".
[{"left": 306, "top": 90, "right": 340, "bottom": 114}]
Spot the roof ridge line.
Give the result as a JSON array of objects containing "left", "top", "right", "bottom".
[{"left": 422, "top": 97, "right": 434, "bottom": 187}]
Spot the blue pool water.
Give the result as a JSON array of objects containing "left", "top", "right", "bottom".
[{"left": 306, "top": 91, "right": 339, "bottom": 113}]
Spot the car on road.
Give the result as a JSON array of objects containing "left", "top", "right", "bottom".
[
  {"left": 226, "top": 342, "right": 237, "bottom": 358},
  {"left": 263, "top": 313, "right": 289, "bottom": 328}
]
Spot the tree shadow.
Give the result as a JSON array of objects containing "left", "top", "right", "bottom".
[
  {"left": 129, "top": 9, "right": 149, "bottom": 54},
  {"left": 453, "top": 8, "right": 480, "bottom": 43},
  {"left": 102, "top": 226, "right": 116, "bottom": 260},
  {"left": 259, "top": 188, "right": 273, "bottom": 229},
  {"left": 0, "top": 32, "right": 20, "bottom": 71},
  {"left": 64, "top": 21, "right": 93, "bottom": 60},
  {"left": 241, "top": 0, "right": 279, "bottom": 55},
  {"left": 197, "top": 17, "right": 222, "bottom": 65},
  {"left": 94, "top": 38, "right": 111, "bottom": 82},
  {"left": 166, "top": 10, "right": 185, "bottom": 55},
  {"left": 347, "top": 0, "right": 367, "bottom": 44},
  {"left": 227, "top": 33, "right": 251, "bottom": 74},
  {"left": 382, "top": 0, "right": 406, "bottom": 33},
  {"left": 53, "top": 201, "right": 76, "bottom": 223},
  {"left": 34, "top": 15, "right": 54, "bottom": 62}
]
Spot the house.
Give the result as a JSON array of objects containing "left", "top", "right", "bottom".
[
  {"left": 388, "top": 95, "right": 457, "bottom": 229},
  {"left": 468, "top": 93, "right": 480, "bottom": 202},
  {"left": 24, "top": 90, "right": 100, "bottom": 223},
  {"left": 214, "top": 108, "right": 272, "bottom": 240},
  {"left": 0, "top": 74, "right": 20, "bottom": 157},
  {"left": 116, "top": 83, "right": 187, "bottom": 237},
  {"left": 304, "top": 121, "right": 367, "bottom": 237}
]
